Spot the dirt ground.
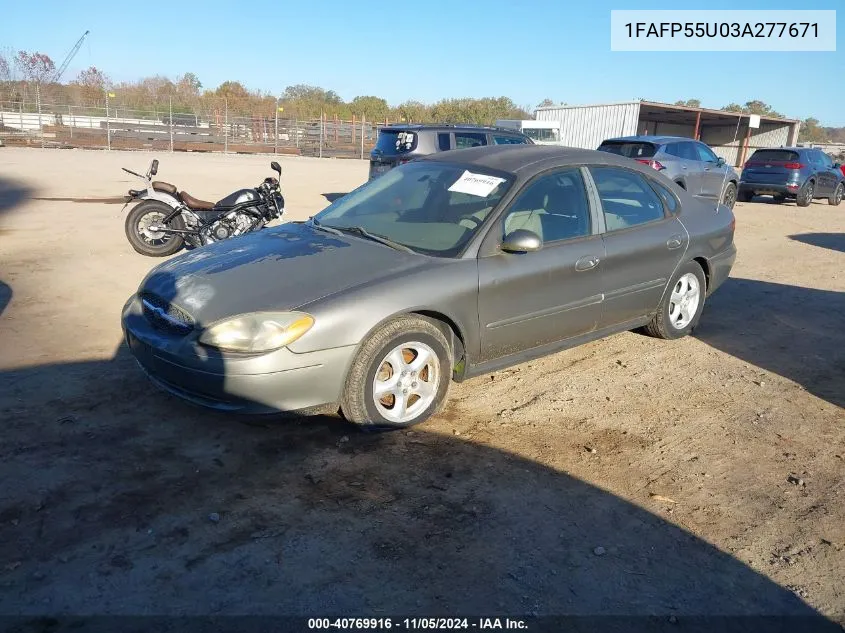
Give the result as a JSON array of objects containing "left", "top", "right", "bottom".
[{"left": 0, "top": 148, "right": 843, "bottom": 625}]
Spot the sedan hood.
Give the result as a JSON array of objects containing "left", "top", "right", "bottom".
[{"left": 140, "top": 222, "right": 425, "bottom": 326}]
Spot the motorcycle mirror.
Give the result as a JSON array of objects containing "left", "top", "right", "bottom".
[
  {"left": 150, "top": 159, "right": 159, "bottom": 176},
  {"left": 270, "top": 161, "right": 281, "bottom": 176}
]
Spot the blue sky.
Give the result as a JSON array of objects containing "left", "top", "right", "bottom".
[{"left": 1, "top": 0, "right": 842, "bottom": 124}]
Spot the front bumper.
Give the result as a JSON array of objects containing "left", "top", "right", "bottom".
[{"left": 122, "top": 295, "right": 356, "bottom": 414}]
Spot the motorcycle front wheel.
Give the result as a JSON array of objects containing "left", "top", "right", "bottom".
[{"left": 125, "top": 201, "right": 186, "bottom": 257}]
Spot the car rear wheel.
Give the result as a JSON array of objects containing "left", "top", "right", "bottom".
[
  {"left": 828, "top": 182, "right": 844, "bottom": 206},
  {"left": 721, "top": 182, "right": 737, "bottom": 209},
  {"left": 340, "top": 315, "right": 452, "bottom": 429},
  {"left": 796, "top": 181, "right": 814, "bottom": 207},
  {"left": 643, "top": 262, "right": 706, "bottom": 340}
]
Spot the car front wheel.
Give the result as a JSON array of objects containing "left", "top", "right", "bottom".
[
  {"left": 340, "top": 315, "right": 452, "bottom": 429},
  {"left": 721, "top": 182, "right": 737, "bottom": 209},
  {"left": 829, "top": 182, "right": 844, "bottom": 206},
  {"left": 644, "top": 262, "right": 707, "bottom": 340}
]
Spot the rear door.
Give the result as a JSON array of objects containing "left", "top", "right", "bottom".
[
  {"left": 588, "top": 166, "right": 687, "bottom": 328},
  {"left": 476, "top": 167, "right": 605, "bottom": 362},
  {"left": 454, "top": 132, "right": 488, "bottom": 149},
  {"left": 663, "top": 142, "right": 699, "bottom": 194}
]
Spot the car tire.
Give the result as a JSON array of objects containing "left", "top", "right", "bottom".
[
  {"left": 796, "top": 181, "right": 814, "bottom": 207},
  {"left": 125, "top": 201, "right": 185, "bottom": 256},
  {"left": 828, "top": 182, "right": 844, "bottom": 206},
  {"left": 721, "top": 182, "right": 737, "bottom": 209},
  {"left": 643, "top": 261, "right": 707, "bottom": 341},
  {"left": 738, "top": 189, "right": 754, "bottom": 203},
  {"left": 340, "top": 315, "right": 452, "bottom": 430}
]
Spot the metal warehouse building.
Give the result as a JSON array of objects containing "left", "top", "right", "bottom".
[{"left": 535, "top": 101, "right": 800, "bottom": 167}]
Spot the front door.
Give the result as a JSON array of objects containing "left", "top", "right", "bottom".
[
  {"left": 588, "top": 165, "right": 688, "bottom": 327},
  {"left": 477, "top": 167, "right": 604, "bottom": 363}
]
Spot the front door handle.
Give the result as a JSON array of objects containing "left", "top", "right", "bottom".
[
  {"left": 575, "top": 255, "right": 600, "bottom": 271},
  {"left": 666, "top": 234, "right": 685, "bottom": 249}
]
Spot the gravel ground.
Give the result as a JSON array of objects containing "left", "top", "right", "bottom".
[{"left": 0, "top": 148, "right": 842, "bottom": 626}]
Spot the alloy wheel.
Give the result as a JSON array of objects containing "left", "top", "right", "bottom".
[
  {"left": 668, "top": 273, "right": 701, "bottom": 330},
  {"left": 372, "top": 341, "right": 440, "bottom": 424}
]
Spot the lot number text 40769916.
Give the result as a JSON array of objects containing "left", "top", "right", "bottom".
[{"left": 307, "top": 618, "right": 528, "bottom": 630}]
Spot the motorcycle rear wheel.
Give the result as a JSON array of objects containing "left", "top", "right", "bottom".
[{"left": 125, "top": 201, "right": 186, "bottom": 257}]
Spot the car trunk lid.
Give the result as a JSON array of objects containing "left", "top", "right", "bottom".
[{"left": 743, "top": 150, "right": 803, "bottom": 184}]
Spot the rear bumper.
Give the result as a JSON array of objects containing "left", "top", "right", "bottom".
[
  {"left": 738, "top": 182, "right": 800, "bottom": 196},
  {"left": 707, "top": 243, "right": 737, "bottom": 297}
]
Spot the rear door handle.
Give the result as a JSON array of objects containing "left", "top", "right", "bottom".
[
  {"left": 666, "top": 234, "right": 685, "bottom": 249},
  {"left": 575, "top": 255, "right": 600, "bottom": 271}
]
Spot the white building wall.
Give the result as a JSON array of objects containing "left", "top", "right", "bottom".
[{"left": 535, "top": 102, "right": 640, "bottom": 149}]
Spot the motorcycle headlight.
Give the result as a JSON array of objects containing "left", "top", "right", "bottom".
[{"left": 198, "top": 312, "right": 314, "bottom": 353}]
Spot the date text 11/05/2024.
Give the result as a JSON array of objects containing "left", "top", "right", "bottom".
[
  {"left": 624, "top": 22, "right": 819, "bottom": 38},
  {"left": 308, "top": 618, "right": 528, "bottom": 630}
]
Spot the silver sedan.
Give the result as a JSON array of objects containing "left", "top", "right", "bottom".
[{"left": 122, "top": 145, "right": 737, "bottom": 428}]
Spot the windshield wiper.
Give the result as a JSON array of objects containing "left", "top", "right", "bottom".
[
  {"left": 330, "top": 225, "right": 415, "bottom": 253},
  {"left": 308, "top": 217, "right": 342, "bottom": 236}
]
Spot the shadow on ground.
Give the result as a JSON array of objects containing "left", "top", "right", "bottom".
[
  {"left": 788, "top": 233, "right": 845, "bottom": 254},
  {"left": 0, "top": 176, "right": 34, "bottom": 218},
  {"left": 321, "top": 192, "right": 347, "bottom": 203},
  {"left": 0, "top": 281, "right": 10, "bottom": 317},
  {"left": 696, "top": 277, "right": 845, "bottom": 408},
  {"left": 0, "top": 345, "right": 838, "bottom": 631}
]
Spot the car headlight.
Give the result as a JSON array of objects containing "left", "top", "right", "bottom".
[{"left": 198, "top": 312, "right": 314, "bottom": 353}]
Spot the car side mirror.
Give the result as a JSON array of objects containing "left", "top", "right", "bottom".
[
  {"left": 150, "top": 159, "right": 159, "bottom": 176},
  {"left": 270, "top": 161, "right": 281, "bottom": 176},
  {"left": 716, "top": 157, "right": 726, "bottom": 167},
  {"left": 501, "top": 229, "right": 542, "bottom": 254}
]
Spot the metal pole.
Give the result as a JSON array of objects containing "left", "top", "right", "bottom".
[
  {"left": 274, "top": 100, "right": 279, "bottom": 155},
  {"left": 106, "top": 91, "right": 111, "bottom": 151},
  {"left": 360, "top": 114, "right": 365, "bottom": 159},
  {"left": 37, "top": 84, "right": 43, "bottom": 149},
  {"left": 319, "top": 110, "right": 323, "bottom": 159},
  {"left": 224, "top": 99, "right": 228, "bottom": 154},
  {"left": 169, "top": 96, "right": 174, "bottom": 152},
  {"left": 69, "top": 104, "right": 73, "bottom": 139},
  {"left": 295, "top": 118, "right": 299, "bottom": 149}
]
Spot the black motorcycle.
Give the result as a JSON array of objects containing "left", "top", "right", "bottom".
[{"left": 122, "top": 159, "right": 285, "bottom": 257}]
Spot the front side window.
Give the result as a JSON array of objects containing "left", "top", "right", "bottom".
[
  {"left": 695, "top": 143, "right": 719, "bottom": 163},
  {"left": 454, "top": 132, "right": 487, "bottom": 149},
  {"left": 678, "top": 142, "right": 700, "bottom": 161},
  {"left": 501, "top": 169, "right": 591, "bottom": 244},
  {"left": 314, "top": 161, "right": 513, "bottom": 257},
  {"left": 590, "top": 167, "right": 666, "bottom": 232}
]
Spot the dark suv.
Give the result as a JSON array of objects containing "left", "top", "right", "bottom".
[
  {"left": 739, "top": 147, "right": 844, "bottom": 206},
  {"left": 368, "top": 124, "right": 533, "bottom": 180}
]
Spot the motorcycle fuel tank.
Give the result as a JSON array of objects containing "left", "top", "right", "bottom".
[{"left": 216, "top": 188, "right": 258, "bottom": 208}]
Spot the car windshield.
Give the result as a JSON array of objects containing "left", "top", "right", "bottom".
[
  {"left": 312, "top": 161, "right": 514, "bottom": 257},
  {"left": 598, "top": 141, "right": 657, "bottom": 159},
  {"left": 749, "top": 149, "right": 800, "bottom": 162}
]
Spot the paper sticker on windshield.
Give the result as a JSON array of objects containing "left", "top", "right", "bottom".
[{"left": 448, "top": 170, "right": 506, "bottom": 197}]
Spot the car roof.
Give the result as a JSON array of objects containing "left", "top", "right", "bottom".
[
  {"left": 382, "top": 123, "right": 528, "bottom": 135},
  {"left": 750, "top": 146, "right": 808, "bottom": 152},
  {"left": 419, "top": 144, "right": 652, "bottom": 177},
  {"left": 601, "top": 135, "right": 701, "bottom": 145}
]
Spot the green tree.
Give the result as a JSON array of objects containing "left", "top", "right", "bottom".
[
  {"left": 14, "top": 51, "right": 55, "bottom": 84},
  {"left": 674, "top": 99, "right": 701, "bottom": 108},
  {"left": 176, "top": 72, "right": 202, "bottom": 98},
  {"left": 536, "top": 98, "right": 555, "bottom": 108},
  {"left": 350, "top": 95, "right": 389, "bottom": 121},
  {"left": 74, "top": 66, "right": 110, "bottom": 103},
  {"left": 798, "top": 118, "right": 826, "bottom": 143}
]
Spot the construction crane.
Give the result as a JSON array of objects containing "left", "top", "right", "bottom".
[{"left": 53, "top": 30, "right": 90, "bottom": 83}]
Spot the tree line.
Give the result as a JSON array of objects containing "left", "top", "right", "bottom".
[{"left": 1, "top": 48, "right": 842, "bottom": 141}]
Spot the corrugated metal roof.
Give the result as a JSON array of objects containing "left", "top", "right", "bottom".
[{"left": 535, "top": 100, "right": 798, "bottom": 124}]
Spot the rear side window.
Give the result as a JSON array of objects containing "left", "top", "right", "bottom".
[
  {"left": 598, "top": 141, "right": 656, "bottom": 159},
  {"left": 437, "top": 133, "right": 451, "bottom": 151},
  {"left": 590, "top": 167, "right": 666, "bottom": 231},
  {"left": 375, "top": 130, "right": 417, "bottom": 155},
  {"left": 649, "top": 180, "right": 680, "bottom": 214},
  {"left": 493, "top": 135, "right": 528, "bottom": 145},
  {"left": 749, "top": 149, "right": 800, "bottom": 162},
  {"left": 454, "top": 132, "right": 487, "bottom": 149}
]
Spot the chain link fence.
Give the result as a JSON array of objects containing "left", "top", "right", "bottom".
[{"left": 0, "top": 94, "right": 386, "bottom": 158}]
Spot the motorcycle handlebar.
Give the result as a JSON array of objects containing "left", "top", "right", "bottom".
[{"left": 122, "top": 167, "right": 145, "bottom": 178}]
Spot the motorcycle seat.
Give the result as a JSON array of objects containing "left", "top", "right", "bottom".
[
  {"left": 152, "top": 181, "right": 177, "bottom": 196},
  {"left": 179, "top": 191, "right": 215, "bottom": 210}
]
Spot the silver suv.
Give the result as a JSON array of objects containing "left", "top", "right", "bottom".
[{"left": 598, "top": 135, "right": 740, "bottom": 209}]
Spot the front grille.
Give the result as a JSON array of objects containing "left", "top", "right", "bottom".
[{"left": 140, "top": 292, "right": 195, "bottom": 334}]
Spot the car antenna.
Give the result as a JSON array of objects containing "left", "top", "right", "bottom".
[{"left": 716, "top": 114, "right": 744, "bottom": 214}]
